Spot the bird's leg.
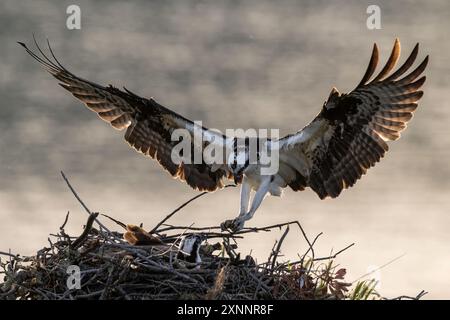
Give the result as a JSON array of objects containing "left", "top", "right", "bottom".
[
  {"left": 238, "top": 177, "right": 251, "bottom": 216},
  {"left": 241, "top": 177, "right": 270, "bottom": 223},
  {"left": 221, "top": 177, "right": 271, "bottom": 232},
  {"left": 221, "top": 178, "right": 251, "bottom": 231}
]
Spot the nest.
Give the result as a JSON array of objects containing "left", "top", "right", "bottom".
[
  {"left": 0, "top": 172, "right": 425, "bottom": 300},
  {"left": 0, "top": 221, "right": 353, "bottom": 300}
]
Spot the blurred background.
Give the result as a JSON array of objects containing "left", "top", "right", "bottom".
[{"left": 1, "top": 0, "right": 449, "bottom": 298}]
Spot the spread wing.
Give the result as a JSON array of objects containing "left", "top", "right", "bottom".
[
  {"left": 278, "top": 39, "right": 428, "bottom": 199},
  {"left": 19, "top": 40, "right": 233, "bottom": 191}
]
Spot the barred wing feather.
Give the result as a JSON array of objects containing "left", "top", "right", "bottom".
[{"left": 279, "top": 39, "right": 428, "bottom": 199}]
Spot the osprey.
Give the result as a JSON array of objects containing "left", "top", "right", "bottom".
[
  {"left": 19, "top": 39, "right": 428, "bottom": 232},
  {"left": 177, "top": 234, "right": 205, "bottom": 265}
]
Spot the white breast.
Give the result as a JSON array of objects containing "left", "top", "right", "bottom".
[{"left": 244, "top": 165, "right": 284, "bottom": 197}]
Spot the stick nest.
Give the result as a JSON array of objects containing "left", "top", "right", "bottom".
[{"left": 0, "top": 172, "right": 425, "bottom": 300}]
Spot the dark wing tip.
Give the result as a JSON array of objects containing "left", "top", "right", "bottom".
[
  {"left": 414, "top": 75, "right": 427, "bottom": 89},
  {"left": 357, "top": 43, "right": 379, "bottom": 87},
  {"left": 384, "top": 42, "right": 420, "bottom": 82},
  {"left": 420, "top": 55, "right": 430, "bottom": 73},
  {"left": 397, "top": 54, "right": 429, "bottom": 85},
  {"left": 18, "top": 38, "right": 62, "bottom": 74},
  {"left": 370, "top": 38, "right": 401, "bottom": 83}
]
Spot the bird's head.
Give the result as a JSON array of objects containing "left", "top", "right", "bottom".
[
  {"left": 228, "top": 145, "right": 250, "bottom": 184},
  {"left": 177, "top": 234, "right": 206, "bottom": 264}
]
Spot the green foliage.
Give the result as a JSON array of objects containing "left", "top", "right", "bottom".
[{"left": 349, "top": 279, "right": 379, "bottom": 300}]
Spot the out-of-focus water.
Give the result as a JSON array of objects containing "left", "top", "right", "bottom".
[{"left": 1, "top": 0, "right": 449, "bottom": 299}]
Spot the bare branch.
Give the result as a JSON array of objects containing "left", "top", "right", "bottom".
[
  {"left": 60, "top": 171, "right": 113, "bottom": 235},
  {"left": 150, "top": 184, "right": 236, "bottom": 234}
]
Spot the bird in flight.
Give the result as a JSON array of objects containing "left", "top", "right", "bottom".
[{"left": 19, "top": 38, "right": 428, "bottom": 232}]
